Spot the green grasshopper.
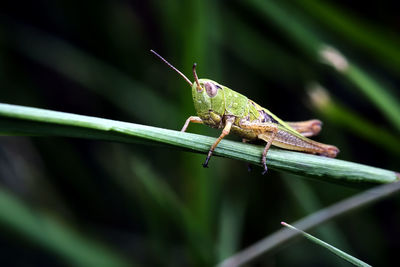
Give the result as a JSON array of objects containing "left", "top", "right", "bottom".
[{"left": 151, "top": 50, "right": 339, "bottom": 174}]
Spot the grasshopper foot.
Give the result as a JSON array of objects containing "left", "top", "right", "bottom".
[
  {"left": 261, "top": 159, "right": 268, "bottom": 175},
  {"left": 261, "top": 165, "right": 268, "bottom": 175},
  {"left": 203, "top": 156, "right": 211, "bottom": 168}
]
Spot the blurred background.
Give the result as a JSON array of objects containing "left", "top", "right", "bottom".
[{"left": 1, "top": 0, "right": 400, "bottom": 266}]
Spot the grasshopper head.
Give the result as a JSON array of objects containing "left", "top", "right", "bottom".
[
  {"left": 150, "top": 50, "right": 224, "bottom": 117},
  {"left": 191, "top": 63, "right": 221, "bottom": 95},
  {"left": 191, "top": 78, "right": 222, "bottom": 99},
  {"left": 191, "top": 77, "right": 225, "bottom": 118},
  {"left": 191, "top": 62, "right": 225, "bottom": 116}
]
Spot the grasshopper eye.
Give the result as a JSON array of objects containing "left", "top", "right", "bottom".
[{"left": 204, "top": 82, "right": 218, "bottom": 98}]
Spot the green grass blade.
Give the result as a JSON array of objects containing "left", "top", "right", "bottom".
[
  {"left": 295, "top": 0, "right": 400, "bottom": 73},
  {"left": 320, "top": 47, "right": 400, "bottom": 132},
  {"left": 281, "top": 222, "right": 371, "bottom": 267},
  {"left": 0, "top": 187, "right": 132, "bottom": 267},
  {"left": 244, "top": 0, "right": 400, "bottom": 132},
  {"left": 216, "top": 196, "right": 246, "bottom": 261},
  {"left": 12, "top": 25, "right": 179, "bottom": 128},
  {"left": 282, "top": 174, "right": 354, "bottom": 265},
  {"left": 243, "top": 0, "right": 320, "bottom": 53},
  {"left": 0, "top": 103, "right": 399, "bottom": 185},
  {"left": 308, "top": 84, "right": 400, "bottom": 155},
  {"left": 218, "top": 12, "right": 309, "bottom": 83},
  {"left": 128, "top": 156, "right": 214, "bottom": 265},
  {"left": 345, "top": 63, "right": 400, "bottom": 132},
  {"left": 219, "top": 181, "right": 400, "bottom": 266},
  {"left": 179, "top": 0, "right": 222, "bottom": 254}
]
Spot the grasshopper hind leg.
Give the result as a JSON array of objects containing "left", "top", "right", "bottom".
[{"left": 286, "top": 119, "right": 322, "bottom": 137}]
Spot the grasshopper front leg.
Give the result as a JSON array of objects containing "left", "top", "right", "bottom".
[
  {"left": 240, "top": 121, "right": 279, "bottom": 174},
  {"left": 181, "top": 116, "right": 203, "bottom": 132}
]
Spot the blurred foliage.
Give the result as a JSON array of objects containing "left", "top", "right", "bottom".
[{"left": 0, "top": 0, "right": 399, "bottom": 266}]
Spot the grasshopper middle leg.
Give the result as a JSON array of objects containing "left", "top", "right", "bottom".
[
  {"left": 240, "top": 121, "right": 279, "bottom": 174},
  {"left": 203, "top": 117, "right": 234, "bottom": 168},
  {"left": 261, "top": 130, "right": 277, "bottom": 175}
]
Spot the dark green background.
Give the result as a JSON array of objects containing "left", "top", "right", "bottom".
[{"left": 1, "top": 1, "right": 399, "bottom": 266}]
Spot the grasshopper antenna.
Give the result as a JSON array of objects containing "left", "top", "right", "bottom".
[
  {"left": 150, "top": 50, "right": 192, "bottom": 86},
  {"left": 192, "top": 63, "right": 202, "bottom": 91}
]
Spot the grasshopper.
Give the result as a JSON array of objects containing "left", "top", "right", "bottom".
[{"left": 151, "top": 50, "right": 339, "bottom": 174}]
